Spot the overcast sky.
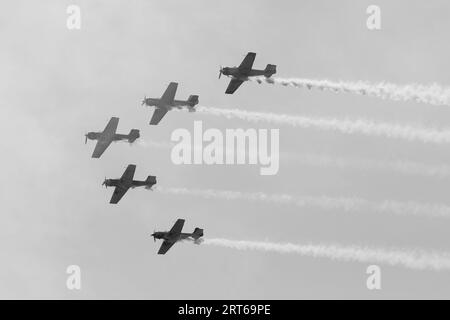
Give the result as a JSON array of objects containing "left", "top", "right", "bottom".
[{"left": 1, "top": 0, "right": 450, "bottom": 299}]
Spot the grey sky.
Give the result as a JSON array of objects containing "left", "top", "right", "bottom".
[{"left": 1, "top": 0, "right": 450, "bottom": 299}]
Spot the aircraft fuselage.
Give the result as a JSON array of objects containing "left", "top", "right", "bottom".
[
  {"left": 144, "top": 98, "right": 196, "bottom": 110},
  {"left": 86, "top": 132, "right": 138, "bottom": 143},
  {"left": 104, "top": 178, "right": 153, "bottom": 189},
  {"left": 152, "top": 231, "right": 196, "bottom": 242},
  {"left": 221, "top": 67, "right": 270, "bottom": 80}
]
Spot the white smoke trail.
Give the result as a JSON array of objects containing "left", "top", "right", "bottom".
[
  {"left": 290, "top": 153, "right": 450, "bottom": 179},
  {"left": 194, "top": 106, "right": 450, "bottom": 145},
  {"left": 251, "top": 77, "right": 450, "bottom": 107},
  {"left": 139, "top": 139, "right": 450, "bottom": 179},
  {"left": 138, "top": 138, "right": 255, "bottom": 158},
  {"left": 201, "top": 238, "right": 450, "bottom": 271},
  {"left": 156, "top": 186, "right": 450, "bottom": 219},
  {"left": 137, "top": 140, "right": 173, "bottom": 149}
]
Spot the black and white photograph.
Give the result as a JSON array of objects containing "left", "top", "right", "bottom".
[{"left": 2, "top": 0, "right": 450, "bottom": 304}]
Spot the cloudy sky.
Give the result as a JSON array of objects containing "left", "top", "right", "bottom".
[{"left": 1, "top": 0, "right": 450, "bottom": 299}]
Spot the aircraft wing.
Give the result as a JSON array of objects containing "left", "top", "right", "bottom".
[
  {"left": 150, "top": 108, "right": 169, "bottom": 125},
  {"left": 160, "top": 82, "right": 178, "bottom": 105},
  {"left": 121, "top": 164, "right": 136, "bottom": 182},
  {"left": 238, "top": 52, "right": 256, "bottom": 74},
  {"left": 157, "top": 240, "right": 176, "bottom": 255},
  {"left": 225, "top": 78, "right": 244, "bottom": 94},
  {"left": 91, "top": 139, "right": 113, "bottom": 158},
  {"left": 91, "top": 117, "right": 119, "bottom": 158},
  {"left": 169, "top": 219, "right": 185, "bottom": 235},
  {"left": 109, "top": 186, "right": 129, "bottom": 204},
  {"left": 102, "top": 117, "right": 119, "bottom": 135}
]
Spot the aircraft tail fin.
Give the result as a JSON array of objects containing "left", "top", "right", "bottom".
[
  {"left": 192, "top": 227, "right": 204, "bottom": 240},
  {"left": 264, "top": 64, "right": 277, "bottom": 77},
  {"left": 145, "top": 175, "right": 157, "bottom": 186},
  {"left": 187, "top": 95, "right": 199, "bottom": 108},
  {"left": 128, "top": 129, "right": 140, "bottom": 143}
]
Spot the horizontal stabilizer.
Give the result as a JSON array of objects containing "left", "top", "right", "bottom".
[
  {"left": 128, "top": 129, "right": 140, "bottom": 143},
  {"left": 188, "top": 95, "right": 199, "bottom": 107},
  {"left": 192, "top": 227, "right": 204, "bottom": 240},
  {"left": 145, "top": 175, "right": 157, "bottom": 185},
  {"left": 264, "top": 64, "right": 276, "bottom": 77}
]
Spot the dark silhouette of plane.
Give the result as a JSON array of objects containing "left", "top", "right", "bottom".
[
  {"left": 141, "top": 82, "right": 199, "bottom": 125},
  {"left": 85, "top": 117, "right": 140, "bottom": 158},
  {"left": 152, "top": 219, "right": 204, "bottom": 255},
  {"left": 219, "top": 52, "right": 276, "bottom": 94},
  {"left": 103, "top": 164, "right": 156, "bottom": 204}
]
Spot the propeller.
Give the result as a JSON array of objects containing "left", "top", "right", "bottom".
[
  {"left": 102, "top": 177, "right": 108, "bottom": 188},
  {"left": 141, "top": 96, "right": 147, "bottom": 106},
  {"left": 84, "top": 133, "right": 88, "bottom": 144},
  {"left": 151, "top": 231, "right": 156, "bottom": 242},
  {"left": 218, "top": 66, "right": 223, "bottom": 79}
]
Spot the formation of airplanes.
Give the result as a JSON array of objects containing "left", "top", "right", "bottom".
[{"left": 85, "top": 52, "right": 276, "bottom": 254}]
